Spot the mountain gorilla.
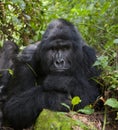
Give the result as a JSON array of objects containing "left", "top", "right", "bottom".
[{"left": 3, "top": 19, "right": 100, "bottom": 129}]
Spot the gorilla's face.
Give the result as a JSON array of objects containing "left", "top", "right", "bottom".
[
  {"left": 38, "top": 19, "right": 83, "bottom": 75},
  {"left": 44, "top": 39, "right": 72, "bottom": 73}
]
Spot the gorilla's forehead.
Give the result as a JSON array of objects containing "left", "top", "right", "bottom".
[
  {"left": 47, "top": 19, "right": 78, "bottom": 36},
  {"left": 42, "top": 19, "right": 82, "bottom": 44},
  {"left": 49, "top": 20, "right": 62, "bottom": 28},
  {"left": 49, "top": 19, "right": 74, "bottom": 28},
  {"left": 41, "top": 18, "right": 85, "bottom": 51},
  {"left": 41, "top": 39, "right": 73, "bottom": 49},
  {"left": 49, "top": 39, "right": 72, "bottom": 47}
]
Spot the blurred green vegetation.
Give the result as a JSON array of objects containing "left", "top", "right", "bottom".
[{"left": 0, "top": 0, "right": 118, "bottom": 129}]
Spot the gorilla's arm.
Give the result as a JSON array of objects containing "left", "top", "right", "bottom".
[
  {"left": 70, "top": 78, "right": 100, "bottom": 110},
  {"left": 4, "top": 87, "right": 43, "bottom": 129},
  {"left": 4, "top": 86, "right": 70, "bottom": 129},
  {"left": 43, "top": 75, "right": 100, "bottom": 111}
]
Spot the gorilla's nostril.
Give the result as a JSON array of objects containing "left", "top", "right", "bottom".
[{"left": 55, "top": 59, "right": 64, "bottom": 66}]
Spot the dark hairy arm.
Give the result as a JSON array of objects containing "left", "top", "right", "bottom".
[{"left": 4, "top": 86, "right": 70, "bottom": 129}]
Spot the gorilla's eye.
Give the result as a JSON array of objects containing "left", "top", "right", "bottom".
[
  {"left": 57, "top": 25, "right": 63, "bottom": 30},
  {"left": 51, "top": 46, "right": 55, "bottom": 51},
  {"left": 61, "top": 45, "right": 70, "bottom": 51}
]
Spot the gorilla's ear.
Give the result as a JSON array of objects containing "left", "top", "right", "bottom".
[
  {"left": 83, "top": 45, "right": 97, "bottom": 66},
  {"left": 82, "top": 45, "right": 99, "bottom": 76}
]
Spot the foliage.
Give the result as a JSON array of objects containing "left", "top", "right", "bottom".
[
  {"left": 78, "top": 105, "right": 94, "bottom": 115},
  {"left": 1, "top": 0, "right": 118, "bottom": 48},
  {"left": 0, "top": 0, "right": 44, "bottom": 45},
  {"left": 71, "top": 96, "right": 81, "bottom": 111},
  {"left": 62, "top": 96, "right": 94, "bottom": 115},
  {"left": 0, "top": 68, "right": 14, "bottom": 75},
  {"left": 105, "top": 98, "right": 118, "bottom": 109},
  {"left": 94, "top": 54, "right": 118, "bottom": 90}
]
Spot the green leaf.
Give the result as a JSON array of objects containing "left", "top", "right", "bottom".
[
  {"left": 113, "top": 39, "right": 118, "bottom": 44},
  {"left": 8, "top": 69, "right": 14, "bottom": 76},
  {"left": 61, "top": 103, "right": 70, "bottom": 110},
  {"left": 71, "top": 96, "right": 81, "bottom": 106},
  {"left": 78, "top": 105, "right": 94, "bottom": 114},
  {"left": 12, "top": 0, "right": 26, "bottom": 10},
  {"left": 105, "top": 98, "right": 118, "bottom": 109},
  {"left": 93, "top": 56, "right": 109, "bottom": 68}
]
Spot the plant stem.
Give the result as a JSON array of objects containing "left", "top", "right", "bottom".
[{"left": 102, "top": 106, "right": 107, "bottom": 130}]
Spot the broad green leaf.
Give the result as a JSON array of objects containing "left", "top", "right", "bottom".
[
  {"left": 105, "top": 98, "right": 118, "bottom": 109},
  {"left": 71, "top": 96, "right": 81, "bottom": 106},
  {"left": 93, "top": 56, "right": 108, "bottom": 68},
  {"left": 78, "top": 105, "right": 94, "bottom": 115}
]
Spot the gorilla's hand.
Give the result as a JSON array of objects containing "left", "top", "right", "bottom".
[{"left": 44, "top": 91, "right": 71, "bottom": 112}]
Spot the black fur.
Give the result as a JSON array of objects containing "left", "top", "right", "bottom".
[
  {"left": 0, "top": 41, "right": 19, "bottom": 127},
  {"left": 2, "top": 19, "right": 100, "bottom": 130}
]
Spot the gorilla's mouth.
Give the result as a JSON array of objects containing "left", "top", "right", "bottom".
[
  {"left": 56, "top": 69, "right": 68, "bottom": 72},
  {"left": 50, "top": 68, "right": 69, "bottom": 72}
]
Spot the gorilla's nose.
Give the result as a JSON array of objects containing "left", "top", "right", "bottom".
[{"left": 55, "top": 59, "right": 65, "bottom": 68}]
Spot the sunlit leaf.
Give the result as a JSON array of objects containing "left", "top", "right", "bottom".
[
  {"left": 71, "top": 96, "right": 81, "bottom": 106},
  {"left": 8, "top": 69, "right": 14, "bottom": 76},
  {"left": 105, "top": 98, "right": 118, "bottom": 109},
  {"left": 93, "top": 56, "right": 109, "bottom": 68},
  {"left": 12, "top": 0, "right": 26, "bottom": 10},
  {"left": 78, "top": 105, "right": 94, "bottom": 114},
  {"left": 113, "top": 39, "right": 118, "bottom": 44}
]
